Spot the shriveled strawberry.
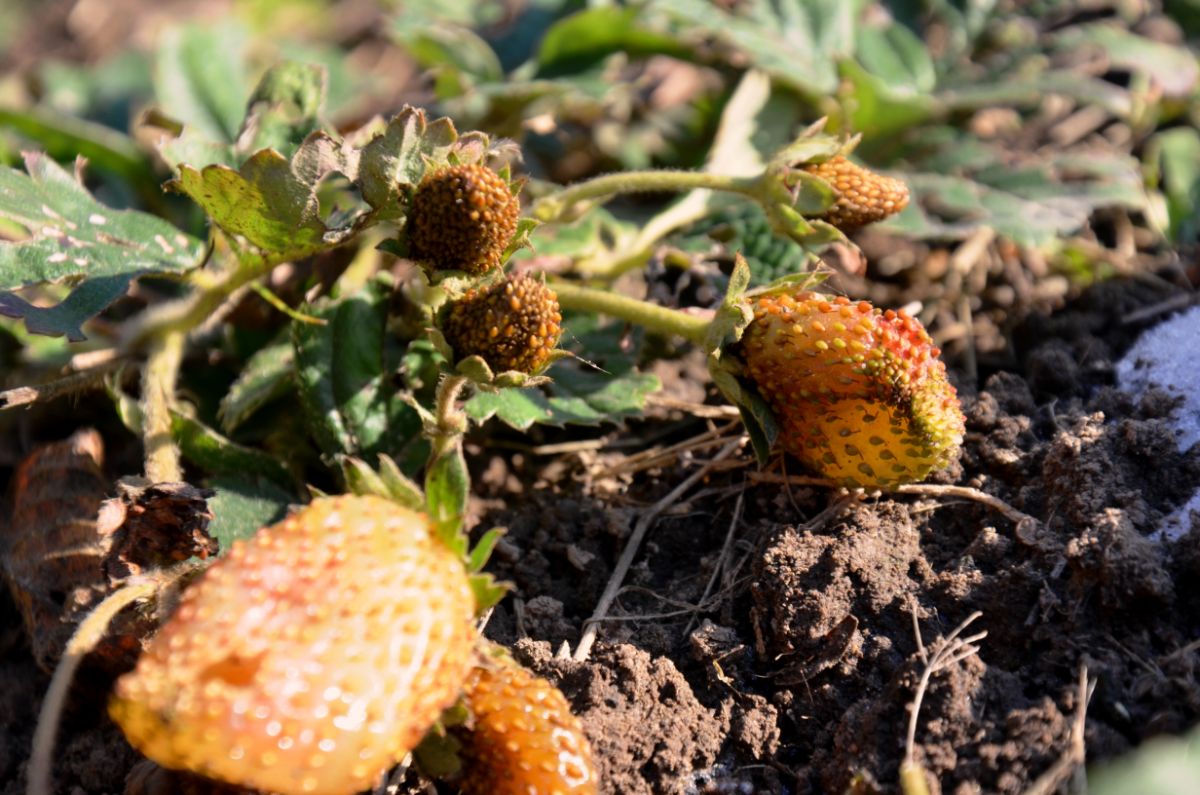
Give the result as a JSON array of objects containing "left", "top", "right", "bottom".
[
  {"left": 109, "top": 495, "right": 478, "bottom": 795},
  {"left": 457, "top": 660, "right": 597, "bottom": 795},
  {"left": 442, "top": 273, "right": 562, "bottom": 375},
  {"left": 409, "top": 163, "right": 520, "bottom": 274},
  {"left": 803, "top": 156, "right": 909, "bottom": 231},
  {"left": 740, "top": 292, "right": 964, "bottom": 488}
]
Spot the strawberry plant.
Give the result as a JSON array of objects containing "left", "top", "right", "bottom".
[{"left": 2, "top": 4, "right": 1198, "bottom": 795}]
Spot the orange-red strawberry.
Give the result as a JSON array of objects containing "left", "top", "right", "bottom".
[
  {"left": 409, "top": 163, "right": 520, "bottom": 274},
  {"left": 803, "top": 156, "right": 909, "bottom": 231},
  {"left": 740, "top": 292, "right": 964, "bottom": 488},
  {"left": 457, "top": 660, "right": 597, "bottom": 795},
  {"left": 109, "top": 495, "right": 478, "bottom": 795}
]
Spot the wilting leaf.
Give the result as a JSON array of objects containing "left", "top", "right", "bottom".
[
  {"left": 170, "top": 132, "right": 358, "bottom": 257},
  {"left": 357, "top": 107, "right": 461, "bottom": 220}
]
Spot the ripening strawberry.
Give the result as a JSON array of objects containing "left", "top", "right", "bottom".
[
  {"left": 109, "top": 495, "right": 478, "bottom": 795},
  {"left": 802, "top": 156, "right": 909, "bottom": 231},
  {"left": 457, "top": 660, "right": 597, "bottom": 795},
  {"left": 409, "top": 163, "right": 520, "bottom": 274},
  {"left": 740, "top": 292, "right": 964, "bottom": 488}
]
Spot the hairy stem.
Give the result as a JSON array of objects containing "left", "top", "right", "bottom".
[
  {"left": 141, "top": 328, "right": 184, "bottom": 482},
  {"left": 531, "top": 170, "right": 760, "bottom": 222},
  {"left": 27, "top": 581, "right": 158, "bottom": 795},
  {"left": 552, "top": 282, "right": 710, "bottom": 345},
  {"left": 121, "top": 251, "right": 283, "bottom": 352},
  {"left": 431, "top": 374, "right": 470, "bottom": 460}
]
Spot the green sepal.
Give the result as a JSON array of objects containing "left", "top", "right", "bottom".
[
  {"left": 702, "top": 254, "right": 756, "bottom": 354},
  {"left": 338, "top": 453, "right": 425, "bottom": 510},
  {"left": 424, "top": 439, "right": 471, "bottom": 556},
  {"left": 708, "top": 361, "right": 778, "bottom": 465},
  {"left": 412, "top": 722, "right": 465, "bottom": 779}
]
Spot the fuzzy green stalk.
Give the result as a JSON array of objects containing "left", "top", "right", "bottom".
[
  {"left": 551, "top": 282, "right": 709, "bottom": 345},
  {"left": 120, "top": 250, "right": 290, "bottom": 353},
  {"left": 141, "top": 328, "right": 185, "bottom": 482},
  {"left": 531, "top": 170, "right": 761, "bottom": 222},
  {"left": 430, "top": 374, "right": 470, "bottom": 460}
]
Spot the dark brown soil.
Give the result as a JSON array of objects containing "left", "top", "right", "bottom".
[
  {"left": 464, "top": 276, "right": 1200, "bottom": 794},
  {"left": 4, "top": 276, "right": 1200, "bottom": 795}
]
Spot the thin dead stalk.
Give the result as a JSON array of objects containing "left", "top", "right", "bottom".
[
  {"left": 683, "top": 490, "right": 744, "bottom": 637},
  {"left": 574, "top": 437, "right": 745, "bottom": 661},
  {"left": 900, "top": 611, "right": 988, "bottom": 795},
  {"left": 746, "top": 472, "right": 1038, "bottom": 528},
  {"left": 0, "top": 358, "right": 126, "bottom": 410},
  {"left": 1020, "top": 666, "right": 1095, "bottom": 795}
]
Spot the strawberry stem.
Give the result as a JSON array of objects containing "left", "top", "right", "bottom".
[
  {"left": 531, "top": 171, "right": 760, "bottom": 223},
  {"left": 551, "top": 282, "right": 710, "bottom": 345},
  {"left": 141, "top": 327, "right": 185, "bottom": 482}
]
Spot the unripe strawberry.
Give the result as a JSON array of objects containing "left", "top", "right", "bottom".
[
  {"left": 442, "top": 273, "right": 562, "bottom": 375},
  {"left": 457, "top": 660, "right": 597, "bottom": 795},
  {"left": 109, "top": 495, "right": 478, "bottom": 795},
  {"left": 740, "top": 292, "right": 964, "bottom": 488},
  {"left": 803, "top": 156, "right": 909, "bottom": 231},
  {"left": 409, "top": 163, "right": 520, "bottom": 274}
]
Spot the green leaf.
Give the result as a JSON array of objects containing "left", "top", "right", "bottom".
[
  {"left": 217, "top": 335, "right": 294, "bottom": 433},
  {"left": 467, "top": 527, "right": 505, "bottom": 578},
  {"left": 1090, "top": 724, "right": 1200, "bottom": 795},
  {"left": 170, "top": 132, "right": 358, "bottom": 258},
  {"left": 1148, "top": 127, "right": 1200, "bottom": 244},
  {"left": 0, "top": 153, "right": 204, "bottom": 339},
  {"left": 854, "top": 23, "right": 936, "bottom": 95},
  {"left": 464, "top": 366, "right": 661, "bottom": 430},
  {"left": 709, "top": 362, "right": 778, "bottom": 464},
  {"left": 536, "top": 7, "right": 691, "bottom": 77},
  {"left": 171, "top": 412, "right": 295, "bottom": 489},
  {"left": 0, "top": 106, "right": 152, "bottom": 188},
  {"left": 237, "top": 62, "right": 329, "bottom": 159},
  {"left": 377, "top": 454, "right": 427, "bottom": 508},
  {"left": 206, "top": 474, "right": 294, "bottom": 550},
  {"left": 647, "top": 0, "right": 859, "bottom": 97},
  {"left": 889, "top": 149, "right": 1146, "bottom": 247},
  {"left": 1055, "top": 23, "right": 1199, "bottom": 98},
  {"left": 154, "top": 25, "right": 250, "bottom": 144},
  {"left": 394, "top": 20, "right": 504, "bottom": 93},
  {"left": 839, "top": 58, "right": 937, "bottom": 140},
  {"left": 425, "top": 441, "right": 470, "bottom": 555},
  {"left": 292, "top": 279, "right": 423, "bottom": 461}
]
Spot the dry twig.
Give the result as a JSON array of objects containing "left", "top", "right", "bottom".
[
  {"left": 683, "top": 489, "right": 745, "bottom": 637},
  {"left": 899, "top": 611, "right": 988, "bottom": 795},
  {"left": 574, "top": 437, "right": 745, "bottom": 661},
  {"left": 0, "top": 358, "right": 126, "bottom": 410},
  {"left": 1020, "top": 665, "right": 1095, "bottom": 795},
  {"left": 746, "top": 472, "right": 1039, "bottom": 529}
]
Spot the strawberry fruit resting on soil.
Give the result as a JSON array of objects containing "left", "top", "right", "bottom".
[
  {"left": 109, "top": 495, "right": 478, "bottom": 795},
  {"left": 802, "top": 155, "right": 910, "bottom": 231},
  {"left": 442, "top": 273, "right": 563, "bottom": 375},
  {"left": 408, "top": 163, "right": 520, "bottom": 274},
  {"left": 740, "top": 291, "right": 965, "bottom": 488},
  {"left": 457, "top": 659, "right": 598, "bottom": 795}
]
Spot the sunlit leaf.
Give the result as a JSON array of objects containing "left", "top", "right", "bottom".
[{"left": 0, "top": 153, "right": 204, "bottom": 339}]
